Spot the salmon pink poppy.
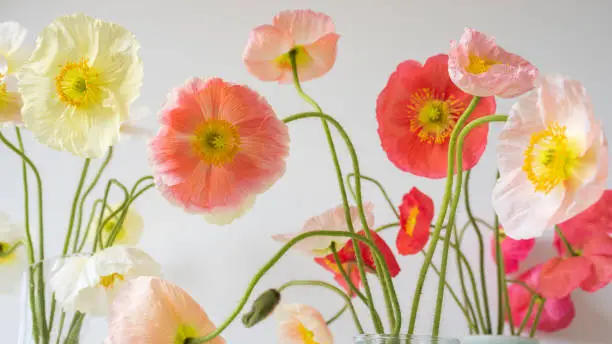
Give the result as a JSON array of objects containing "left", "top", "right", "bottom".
[
  {"left": 243, "top": 9, "right": 340, "bottom": 83},
  {"left": 508, "top": 265, "right": 575, "bottom": 333},
  {"left": 106, "top": 276, "right": 226, "bottom": 344},
  {"left": 149, "top": 77, "right": 290, "bottom": 223},
  {"left": 376, "top": 54, "right": 496, "bottom": 179},
  {"left": 448, "top": 28, "right": 538, "bottom": 98},
  {"left": 493, "top": 75, "right": 608, "bottom": 239},
  {"left": 397, "top": 187, "right": 434, "bottom": 255},
  {"left": 276, "top": 304, "right": 333, "bottom": 344},
  {"left": 490, "top": 227, "right": 535, "bottom": 274}
]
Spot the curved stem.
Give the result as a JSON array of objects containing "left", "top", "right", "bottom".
[
  {"left": 62, "top": 159, "right": 91, "bottom": 255},
  {"left": 185, "top": 230, "right": 395, "bottom": 344},
  {"left": 0, "top": 132, "right": 49, "bottom": 341},
  {"left": 529, "top": 300, "right": 546, "bottom": 338},
  {"left": 432, "top": 113, "right": 508, "bottom": 335},
  {"left": 76, "top": 200, "right": 103, "bottom": 252},
  {"left": 507, "top": 279, "right": 539, "bottom": 298},
  {"left": 72, "top": 148, "right": 113, "bottom": 252},
  {"left": 376, "top": 222, "right": 400, "bottom": 233},
  {"left": 347, "top": 173, "right": 399, "bottom": 218},
  {"left": 517, "top": 295, "right": 537, "bottom": 336},
  {"left": 555, "top": 226, "right": 577, "bottom": 256},
  {"left": 464, "top": 169, "right": 492, "bottom": 333},
  {"left": 452, "top": 223, "right": 483, "bottom": 333},
  {"left": 91, "top": 179, "right": 128, "bottom": 252},
  {"left": 326, "top": 304, "right": 349, "bottom": 325},
  {"left": 105, "top": 182, "right": 154, "bottom": 247},
  {"left": 278, "top": 280, "right": 363, "bottom": 333}
]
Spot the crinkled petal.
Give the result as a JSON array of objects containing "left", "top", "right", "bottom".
[{"left": 539, "top": 256, "right": 591, "bottom": 299}]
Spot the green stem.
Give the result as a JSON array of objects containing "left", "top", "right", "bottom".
[
  {"left": 464, "top": 169, "right": 492, "bottom": 334},
  {"left": 284, "top": 108, "right": 398, "bottom": 332},
  {"left": 91, "top": 179, "right": 128, "bottom": 252},
  {"left": 185, "top": 230, "right": 396, "bottom": 344},
  {"left": 278, "top": 280, "right": 363, "bottom": 333},
  {"left": 555, "top": 226, "right": 578, "bottom": 256},
  {"left": 0, "top": 132, "right": 48, "bottom": 341},
  {"left": 452, "top": 224, "right": 483, "bottom": 333},
  {"left": 61, "top": 159, "right": 90, "bottom": 255},
  {"left": 72, "top": 148, "right": 113, "bottom": 252},
  {"left": 376, "top": 223, "right": 400, "bottom": 233},
  {"left": 54, "top": 313, "right": 66, "bottom": 344},
  {"left": 76, "top": 200, "right": 103, "bottom": 252},
  {"left": 326, "top": 304, "right": 349, "bottom": 325},
  {"left": 347, "top": 173, "right": 399, "bottom": 218},
  {"left": 507, "top": 279, "right": 538, "bottom": 296},
  {"left": 105, "top": 182, "right": 154, "bottom": 247},
  {"left": 529, "top": 300, "right": 546, "bottom": 338},
  {"left": 517, "top": 295, "right": 537, "bottom": 336},
  {"left": 432, "top": 113, "right": 507, "bottom": 335}
]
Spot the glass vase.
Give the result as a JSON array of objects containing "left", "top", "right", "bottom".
[
  {"left": 462, "top": 335, "right": 539, "bottom": 344},
  {"left": 354, "top": 334, "right": 460, "bottom": 344},
  {"left": 18, "top": 256, "right": 108, "bottom": 344}
]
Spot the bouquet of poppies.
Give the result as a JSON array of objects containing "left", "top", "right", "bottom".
[{"left": 0, "top": 8, "right": 609, "bottom": 344}]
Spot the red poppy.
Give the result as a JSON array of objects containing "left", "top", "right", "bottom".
[
  {"left": 376, "top": 54, "right": 496, "bottom": 179},
  {"left": 490, "top": 227, "right": 535, "bottom": 274},
  {"left": 396, "top": 187, "right": 434, "bottom": 255},
  {"left": 314, "top": 256, "right": 361, "bottom": 297}
]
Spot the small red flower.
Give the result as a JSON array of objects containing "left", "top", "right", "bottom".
[
  {"left": 376, "top": 54, "right": 496, "bottom": 179},
  {"left": 490, "top": 227, "right": 535, "bottom": 274},
  {"left": 314, "top": 256, "right": 361, "bottom": 297},
  {"left": 397, "top": 187, "right": 434, "bottom": 255}
]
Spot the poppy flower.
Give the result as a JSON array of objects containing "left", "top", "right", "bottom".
[
  {"left": 0, "top": 212, "right": 26, "bottom": 294},
  {"left": 276, "top": 304, "right": 333, "bottom": 344},
  {"left": 0, "top": 21, "right": 30, "bottom": 125},
  {"left": 490, "top": 227, "right": 535, "bottom": 274},
  {"left": 376, "top": 54, "right": 496, "bottom": 178},
  {"left": 396, "top": 187, "right": 434, "bottom": 255}
]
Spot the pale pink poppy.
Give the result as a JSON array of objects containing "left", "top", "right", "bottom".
[
  {"left": 448, "top": 27, "right": 538, "bottom": 98},
  {"left": 243, "top": 9, "right": 340, "bottom": 83},
  {"left": 490, "top": 227, "right": 535, "bottom": 274},
  {"left": 276, "top": 304, "right": 333, "bottom": 344},
  {"left": 493, "top": 75, "right": 608, "bottom": 239},
  {"left": 508, "top": 265, "right": 575, "bottom": 333},
  {"left": 106, "top": 276, "right": 225, "bottom": 344},
  {"left": 272, "top": 203, "right": 375, "bottom": 257},
  {"left": 149, "top": 77, "right": 290, "bottom": 223}
]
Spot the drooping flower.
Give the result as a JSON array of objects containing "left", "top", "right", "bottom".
[
  {"left": 490, "top": 227, "right": 535, "bottom": 274},
  {"left": 273, "top": 203, "right": 375, "bottom": 257},
  {"left": 149, "top": 77, "right": 290, "bottom": 223},
  {"left": 315, "top": 229, "right": 400, "bottom": 295},
  {"left": 243, "top": 9, "right": 340, "bottom": 83},
  {"left": 397, "top": 187, "right": 434, "bottom": 255},
  {"left": 50, "top": 246, "right": 161, "bottom": 316},
  {"left": 539, "top": 233, "right": 612, "bottom": 298},
  {"left": 448, "top": 28, "right": 538, "bottom": 98},
  {"left": 555, "top": 190, "right": 612, "bottom": 255},
  {"left": 87, "top": 204, "right": 144, "bottom": 247},
  {"left": 508, "top": 265, "right": 575, "bottom": 333},
  {"left": 106, "top": 276, "right": 226, "bottom": 344},
  {"left": 0, "top": 21, "right": 30, "bottom": 125},
  {"left": 276, "top": 304, "right": 333, "bottom": 344},
  {"left": 376, "top": 54, "right": 496, "bottom": 179},
  {"left": 0, "top": 212, "right": 27, "bottom": 294},
  {"left": 493, "top": 75, "right": 608, "bottom": 239},
  {"left": 17, "top": 13, "right": 143, "bottom": 158}
]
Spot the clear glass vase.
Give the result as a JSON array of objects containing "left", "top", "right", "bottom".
[
  {"left": 354, "top": 334, "right": 460, "bottom": 344},
  {"left": 462, "top": 335, "right": 539, "bottom": 344},
  {"left": 18, "top": 256, "right": 108, "bottom": 344}
]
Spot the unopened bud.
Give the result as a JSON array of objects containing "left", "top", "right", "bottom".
[{"left": 242, "top": 288, "right": 281, "bottom": 328}]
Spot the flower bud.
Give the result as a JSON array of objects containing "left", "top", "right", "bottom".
[{"left": 242, "top": 288, "right": 281, "bottom": 328}]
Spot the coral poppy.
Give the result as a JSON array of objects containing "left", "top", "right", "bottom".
[
  {"left": 555, "top": 190, "right": 612, "bottom": 255},
  {"left": 106, "top": 276, "right": 226, "bottom": 344},
  {"left": 448, "top": 28, "right": 538, "bottom": 98},
  {"left": 376, "top": 54, "right": 496, "bottom": 179},
  {"left": 149, "top": 77, "right": 290, "bottom": 223},
  {"left": 18, "top": 14, "right": 142, "bottom": 157},
  {"left": 397, "top": 187, "right": 434, "bottom": 255},
  {"left": 508, "top": 265, "right": 575, "bottom": 333},
  {"left": 490, "top": 227, "right": 535, "bottom": 274},
  {"left": 493, "top": 75, "right": 608, "bottom": 239},
  {"left": 273, "top": 203, "right": 375, "bottom": 257},
  {"left": 0, "top": 21, "right": 30, "bottom": 125},
  {"left": 276, "top": 304, "right": 333, "bottom": 344},
  {"left": 243, "top": 9, "right": 340, "bottom": 83}
]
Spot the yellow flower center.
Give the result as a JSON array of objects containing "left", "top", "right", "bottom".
[
  {"left": 465, "top": 55, "right": 500, "bottom": 74},
  {"left": 174, "top": 324, "right": 199, "bottom": 344},
  {"left": 407, "top": 88, "right": 465, "bottom": 144},
  {"left": 522, "top": 122, "right": 580, "bottom": 194},
  {"left": 193, "top": 119, "right": 241, "bottom": 166},
  {"left": 275, "top": 46, "right": 312, "bottom": 69},
  {"left": 55, "top": 58, "right": 103, "bottom": 108},
  {"left": 0, "top": 81, "right": 9, "bottom": 109},
  {"left": 404, "top": 206, "right": 420, "bottom": 236},
  {"left": 0, "top": 241, "right": 17, "bottom": 264},
  {"left": 98, "top": 273, "right": 124, "bottom": 288},
  {"left": 297, "top": 322, "right": 319, "bottom": 344}
]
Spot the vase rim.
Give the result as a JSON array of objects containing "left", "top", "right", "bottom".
[{"left": 354, "top": 333, "right": 460, "bottom": 341}]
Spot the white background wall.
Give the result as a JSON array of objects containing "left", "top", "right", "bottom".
[{"left": 1, "top": 0, "right": 611, "bottom": 343}]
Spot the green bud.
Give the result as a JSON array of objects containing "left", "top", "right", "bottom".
[{"left": 242, "top": 288, "right": 281, "bottom": 328}]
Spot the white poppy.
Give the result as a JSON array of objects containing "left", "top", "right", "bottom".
[
  {"left": 0, "top": 211, "right": 27, "bottom": 293},
  {"left": 87, "top": 204, "right": 144, "bottom": 247},
  {"left": 0, "top": 21, "right": 30, "bottom": 125},
  {"left": 50, "top": 246, "right": 161, "bottom": 316}
]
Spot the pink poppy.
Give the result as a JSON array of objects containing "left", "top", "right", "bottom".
[
  {"left": 396, "top": 187, "right": 434, "bottom": 255},
  {"left": 493, "top": 75, "right": 608, "bottom": 239},
  {"left": 508, "top": 265, "right": 575, "bottom": 333},
  {"left": 106, "top": 276, "right": 225, "bottom": 344},
  {"left": 149, "top": 78, "right": 290, "bottom": 223},
  {"left": 555, "top": 190, "right": 612, "bottom": 255},
  {"left": 376, "top": 54, "right": 496, "bottom": 179},
  {"left": 448, "top": 27, "right": 538, "bottom": 98},
  {"left": 243, "top": 9, "right": 340, "bottom": 83},
  {"left": 490, "top": 227, "right": 535, "bottom": 274},
  {"left": 276, "top": 304, "right": 333, "bottom": 344}
]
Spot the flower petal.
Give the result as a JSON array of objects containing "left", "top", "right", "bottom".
[
  {"left": 396, "top": 187, "right": 434, "bottom": 255},
  {"left": 539, "top": 256, "right": 591, "bottom": 299}
]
